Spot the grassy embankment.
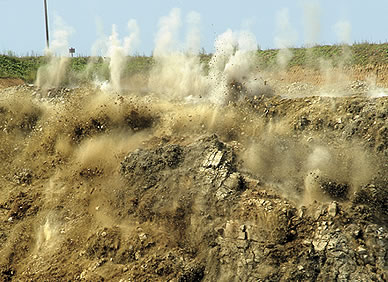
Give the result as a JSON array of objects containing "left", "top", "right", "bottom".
[{"left": 0, "top": 43, "right": 387, "bottom": 83}]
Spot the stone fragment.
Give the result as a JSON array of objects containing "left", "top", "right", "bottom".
[
  {"left": 328, "top": 202, "right": 337, "bottom": 217},
  {"left": 313, "top": 240, "right": 328, "bottom": 252},
  {"left": 357, "top": 246, "right": 367, "bottom": 256}
]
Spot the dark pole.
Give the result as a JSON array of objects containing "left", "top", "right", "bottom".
[{"left": 44, "top": 0, "right": 50, "bottom": 49}]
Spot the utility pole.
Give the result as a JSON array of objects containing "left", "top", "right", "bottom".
[{"left": 44, "top": 0, "right": 50, "bottom": 49}]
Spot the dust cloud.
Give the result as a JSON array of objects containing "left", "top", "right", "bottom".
[
  {"left": 8, "top": 5, "right": 386, "bottom": 204},
  {"left": 19, "top": 7, "right": 388, "bottom": 209}
]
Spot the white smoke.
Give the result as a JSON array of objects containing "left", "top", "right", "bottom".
[{"left": 368, "top": 89, "right": 388, "bottom": 98}]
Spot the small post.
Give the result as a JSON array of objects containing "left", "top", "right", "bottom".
[
  {"left": 44, "top": 0, "right": 50, "bottom": 49},
  {"left": 69, "top": 47, "right": 76, "bottom": 57}
]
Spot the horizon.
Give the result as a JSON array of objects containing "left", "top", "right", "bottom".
[{"left": 2, "top": 40, "right": 388, "bottom": 58}]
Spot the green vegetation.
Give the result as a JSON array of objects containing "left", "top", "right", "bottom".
[
  {"left": 0, "top": 55, "right": 155, "bottom": 83},
  {"left": 258, "top": 43, "right": 388, "bottom": 68},
  {"left": 0, "top": 43, "right": 387, "bottom": 82},
  {"left": 0, "top": 55, "right": 45, "bottom": 82}
]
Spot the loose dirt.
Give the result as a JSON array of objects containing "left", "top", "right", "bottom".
[
  {"left": 0, "top": 78, "right": 24, "bottom": 90},
  {"left": 0, "top": 68, "right": 387, "bottom": 281}
]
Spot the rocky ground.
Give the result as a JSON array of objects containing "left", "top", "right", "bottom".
[{"left": 0, "top": 70, "right": 387, "bottom": 281}]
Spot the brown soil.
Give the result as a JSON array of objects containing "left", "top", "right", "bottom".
[
  {"left": 275, "top": 65, "right": 388, "bottom": 88},
  {"left": 0, "top": 78, "right": 24, "bottom": 90},
  {"left": 0, "top": 68, "right": 387, "bottom": 281}
]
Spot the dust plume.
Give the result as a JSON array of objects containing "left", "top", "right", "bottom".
[
  {"left": 314, "top": 19, "right": 353, "bottom": 97},
  {"left": 242, "top": 132, "right": 376, "bottom": 205},
  {"left": 334, "top": 20, "right": 352, "bottom": 45},
  {"left": 208, "top": 29, "right": 267, "bottom": 103},
  {"left": 36, "top": 16, "right": 74, "bottom": 89},
  {"left": 148, "top": 8, "right": 270, "bottom": 103},
  {"left": 153, "top": 8, "right": 182, "bottom": 57},
  {"left": 149, "top": 7, "right": 205, "bottom": 100},
  {"left": 303, "top": 0, "right": 321, "bottom": 47},
  {"left": 35, "top": 216, "right": 60, "bottom": 251},
  {"left": 185, "top": 11, "right": 202, "bottom": 54},
  {"left": 365, "top": 75, "right": 388, "bottom": 98},
  {"left": 105, "top": 20, "right": 140, "bottom": 91},
  {"left": 274, "top": 8, "right": 297, "bottom": 70},
  {"left": 148, "top": 8, "right": 209, "bottom": 100}
]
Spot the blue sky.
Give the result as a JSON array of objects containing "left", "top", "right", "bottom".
[{"left": 0, "top": 0, "right": 387, "bottom": 56}]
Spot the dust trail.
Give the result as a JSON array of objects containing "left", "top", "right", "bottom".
[
  {"left": 148, "top": 8, "right": 208, "bottom": 100},
  {"left": 153, "top": 8, "right": 182, "bottom": 57},
  {"left": 105, "top": 20, "right": 140, "bottom": 92},
  {"left": 91, "top": 17, "right": 108, "bottom": 57},
  {"left": 185, "top": 11, "right": 202, "bottom": 54},
  {"left": 35, "top": 216, "right": 60, "bottom": 251},
  {"left": 303, "top": 0, "right": 321, "bottom": 47},
  {"left": 274, "top": 8, "right": 297, "bottom": 71},
  {"left": 36, "top": 16, "right": 74, "bottom": 89},
  {"left": 334, "top": 20, "right": 352, "bottom": 45},
  {"left": 315, "top": 19, "right": 353, "bottom": 97},
  {"left": 333, "top": 20, "right": 352, "bottom": 70}
]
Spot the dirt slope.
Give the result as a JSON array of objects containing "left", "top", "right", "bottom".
[{"left": 0, "top": 71, "right": 387, "bottom": 281}]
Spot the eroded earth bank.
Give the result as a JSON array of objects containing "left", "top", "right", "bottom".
[{"left": 0, "top": 68, "right": 387, "bottom": 281}]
